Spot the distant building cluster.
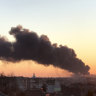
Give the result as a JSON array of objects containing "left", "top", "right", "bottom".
[
  {"left": 0, "top": 74, "right": 96, "bottom": 96},
  {"left": 16, "top": 74, "right": 61, "bottom": 95}
]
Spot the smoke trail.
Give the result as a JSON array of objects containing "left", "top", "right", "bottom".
[{"left": 0, "top": 25, "right": 90, "bottom": 75}]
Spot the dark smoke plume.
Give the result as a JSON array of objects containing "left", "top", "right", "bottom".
[{"left": 0, "top": 25, "right": 90, "bottom": 74}]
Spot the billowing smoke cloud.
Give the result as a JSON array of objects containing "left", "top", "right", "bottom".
[{"left": 0, "top": 25, "right": 90, "bottom": 75}]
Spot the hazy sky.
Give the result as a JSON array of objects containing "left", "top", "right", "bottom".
[{"left": 0, "top": 0, "right": 96, "bottom": 77}]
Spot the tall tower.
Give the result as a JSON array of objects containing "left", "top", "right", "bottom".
[{"left": 32, "top": 73, "right": 36, "bottom": 78}]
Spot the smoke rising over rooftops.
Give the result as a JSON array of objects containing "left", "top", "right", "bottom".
[{"left": 0, "top": 25, "right": 90, "bottom": 75}]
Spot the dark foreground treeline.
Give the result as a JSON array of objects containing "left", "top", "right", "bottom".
[{"left": 0, "top": 74, "right": 24, "bottom": 96}]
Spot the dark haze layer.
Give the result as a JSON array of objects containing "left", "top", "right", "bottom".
[{"left": 0, "top": 26, "right": 90, "bottom": 74}]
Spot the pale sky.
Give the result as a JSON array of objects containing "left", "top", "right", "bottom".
[{"left": 0, "top": 0, "right": 96, "bottom": 77}]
